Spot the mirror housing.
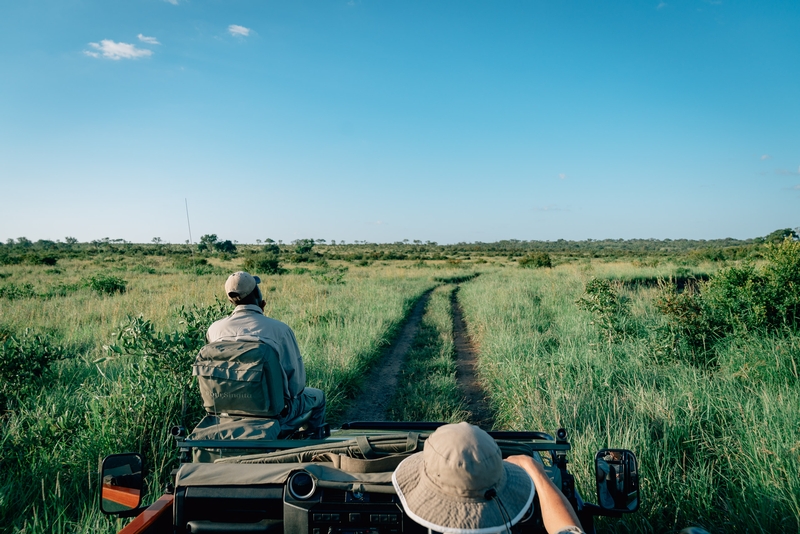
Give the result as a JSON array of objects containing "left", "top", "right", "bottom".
[
  {"left": 100, "top": 453, "right": 144, "bottom": 515},
  {"left": 595, "top": 449, "right": 639, "bottom": 513}
]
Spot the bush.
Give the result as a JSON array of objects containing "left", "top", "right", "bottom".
[
  {"left": 103, "top": 301, "right": 230, "bottom": 391},
  {"left": 174, "top": 256, "right": 223, "bottom": 275},
  {"left": 518, "top": 252, "right": 552, "bottom": 268},
  {"left": 655, "top": 239, "right": 800, "bottom": 363},
  {"left": 86, "top": 274, "right": 127, "bottom": 295},
  {"left": 24, "top": 253, "right": 58, "bottom": 266},
  {"left": 0, "top": 328, "right": 67, "bottom": 412},
  {"left": 311, "top": 266, "right": 348, "bottom": 285},
  {"left": 576, "top": 278, "right": 630, "bottom": 343},
  {"left": 243, "top": 253, "right": 282, "bottom": 275},
  {"left": 0, "top": 282, "right": 37, "bottom": 300}
]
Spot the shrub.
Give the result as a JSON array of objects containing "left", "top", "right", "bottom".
[
  {"left": 311, "top": 266, "right": 348, "bottom": 285},
  {"left": 174, "top": 256, "right": 223, "bottom": 275},
  {"left": 0, "top": 328, "right": 67, "bottom": 412},
  {"left": 0, "top": 282, "right": 37, "bottom": 300},
  {"left": 293, "top": 239, "right": 315, "bottom": 255},
  {"left": 243, "top": 253, "right": 282, "bottom": 275},
  {"left": 576, "top": 278, "right": 630, "bottom": 343},
  {"left": 518, "top": 252, "right": 552, "bottom": 268},
  {"left": 86, "top": 274, "right": 127, "bottom": 295},
  {"left": 655, "top": 239, "right": 800, "bottom": 363},
  {"left": 25, "top": 253, "right": 58, "bottom": 266},
  {"left": 103, "top": 301, "right": 230, "bottom": 391}
]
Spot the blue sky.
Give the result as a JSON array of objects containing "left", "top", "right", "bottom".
[{"left": 1, "top": 0, "right": 798, "bottom": 244}]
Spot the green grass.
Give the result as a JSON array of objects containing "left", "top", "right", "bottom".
[
  {"left": 2, "top": 256, "right": 799, "bottom": 533},
  {"left": 387, "top": 284, "right": 470, "bottom": 422},
  {"left": 458, "top": 265, "right": 800, "bottom": 533}
]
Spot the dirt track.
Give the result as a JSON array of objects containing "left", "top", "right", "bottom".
[
  {"left": 339, "top": 284, "right": 493, "bottom": 427},
  {"left": 451, "top": 287, "right": 495, "bottom": 429},
  {"left": 340, "top": 290, "right": 433, "bottom": 423}
]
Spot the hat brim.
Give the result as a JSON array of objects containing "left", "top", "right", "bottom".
[{"left": 392, "top": 453, "right": 535, "bottom": 534}]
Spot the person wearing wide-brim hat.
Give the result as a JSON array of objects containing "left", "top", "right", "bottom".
[{"left": 392, "top": 422, "right": 584, "bottom": 534}]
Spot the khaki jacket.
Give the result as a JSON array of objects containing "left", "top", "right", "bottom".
[{"left": 206, "top": 305, "right": 306, "bottom": 400}]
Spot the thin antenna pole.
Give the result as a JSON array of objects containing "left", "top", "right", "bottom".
[{"left": 185, "top": 198, "right": 194, "bottom": 246}]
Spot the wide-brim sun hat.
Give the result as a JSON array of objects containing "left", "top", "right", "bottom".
[{"left": 392, "top": 422, "right": 535, "bottom": 534}]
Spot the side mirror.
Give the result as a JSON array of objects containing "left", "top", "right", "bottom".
[
  {"left": 595, "top": 449, "right": 639, "bottom": 513},
  {"left": 100, "top": 453, "right": 144, "bottom": 515}
]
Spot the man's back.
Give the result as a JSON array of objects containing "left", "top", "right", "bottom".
[{"left": 207, "top": 304, "right": 306, "bottom": 400}]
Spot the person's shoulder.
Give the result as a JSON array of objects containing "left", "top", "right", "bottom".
[{"left": 555, "top": 528, "right": 585, "bottom": 534}]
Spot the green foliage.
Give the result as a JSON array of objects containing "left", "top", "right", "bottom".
[
  {"left": 24, "top": 253, "right": 58, "bottom": 266},
  {"left": 760, "top": 228, "right": 799, "bottom": 244},
  {"left": 131, "top": 264, "right": 157, "bottom": 274},
  {"left": 197, "top": 233, "right": 218, "bottom": 252},
  {"left": 173, "top": 256, "right": 223, "bottom": 275},
  {"left": 0, "top": 328, "right": 68, "bottom": 412},
  {"left": 86, "top": 274, "right": 127, "bottom": 295},
  {"left": 518, "top": 252, "right": 552, "bottom": 268},
  {"left": 243, "top": 253, "right": 282, "bottom": 275},
  {"left": 215, "top": 240, "right": 236, "bottom": 254},
  {"left": 433, "top": 273, "right": 479, "bottom": 284},
  {"left": 102, "top": 301, "right": 230, "bottom": 394},
  {"left": 0, "top": 282, "right": 37, "bottom": 300},
  {"left": 656, "top": 240, "right": 800, "bottom": 362},
  {"left": 576, "top": 278, "right": 630, "bottom": 343},
  {"left": 293, "top": 238, "right": 315, "bottom": 255},
  {"left": 311, "top": 265, "right": 348, "bottom": 285}
]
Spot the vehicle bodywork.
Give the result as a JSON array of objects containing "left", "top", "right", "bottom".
[{"left": 101, "top": 421, "right": 639, "bottom": 534}]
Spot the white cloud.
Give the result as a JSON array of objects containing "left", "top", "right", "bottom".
[
  {"left": 793, "top": 185, "right": 800, "bottom": 190},
  {"left": 656, "top": 1, "right": 667, "bottom": 9},
  {"left": 85, "top": 40, "right": 153, "bottom": 60},
  {"left": 138, "top": 34, "right": 160, "bottom": 45},
  {"left": 164, "top": 0, "right": 179, "bottom": 4},
  {"left": 534, "top": 205, "right": 569, "bottom": 212},
  {"left": 228, "top": 25, "right": 251, "bottom": 37},
  {"left": 760, "top": 154, "right": 771, "bottom": 160},
  {"left": 776, "top": 168, "right": 800, "bottom": 176},
  {"left": 558, "top": 173, "right": 567, "bottom": 180}
]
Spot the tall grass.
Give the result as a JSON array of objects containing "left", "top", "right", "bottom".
[
  {"left": 458, "top": 265, "right": 800, "bottom": 533},
  {"left": 0, "top": 260, "right": 443, "bottom": 533}
]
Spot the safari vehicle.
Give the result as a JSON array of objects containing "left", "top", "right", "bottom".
[{"left": 100, "top": 420, "right": 639, "bottom": 534}]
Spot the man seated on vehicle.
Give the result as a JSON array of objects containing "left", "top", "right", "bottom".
[
  {"left": 206, "top": 271, "right": 327, "bottom": 438},
  {"left": 392, "top": 422, "right": 584, "bottom": 534}
]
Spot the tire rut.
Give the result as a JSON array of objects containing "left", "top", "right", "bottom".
[
  {"left": 451, "top": 287, "right": 495, "bottom": 429},
  {"left": 339, "top": 290, "right": 433, "bottom": 424}
]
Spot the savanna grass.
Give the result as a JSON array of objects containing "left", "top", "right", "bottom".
[
  {"left": 0, "top": 259, "right": 447, "bottom": 533},
  {"left": 458, "top": 265, "right": 800, "bottom": 533}
]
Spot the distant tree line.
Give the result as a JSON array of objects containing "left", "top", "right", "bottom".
[{"left": 1, "top": 228, "right": 797, "bottom": 267}]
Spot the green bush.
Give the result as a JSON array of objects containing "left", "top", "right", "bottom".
[
  {"left": 0, "top": 328, "right": 68, "bottom": 412},
  {"left": 656, "top": 239, "right": 800, "bottom": 363},
  {"left": 576, "top": 278, "right": 630, "bottom": 343},
  {"left": 518, "top": 252, "right": 552, "bottom": 268},
  {"left": 0, "top": 282, "right": 37, "bottom": 300},
  {"left": 243, "top": 253, "right": 282, "bottom": 275},
  {"left": 173, "top": 256, "right": 223, "bottom": 275},
  {"left": 311, "top": 266, "right": 348, "bottom": 285},
  {"left": 103, "top": 301, "right": 230, "bottom": 391},
  {"left": 86, "top": 274, "right": 127, "bottom": 295}
]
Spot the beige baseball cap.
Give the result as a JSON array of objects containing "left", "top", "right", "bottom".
[
  {"left": 392, "top": 423, "right": 535, "bottom": 534},
  {"left": 224, "top": 271, "right": 261, "bottom": 302}
]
